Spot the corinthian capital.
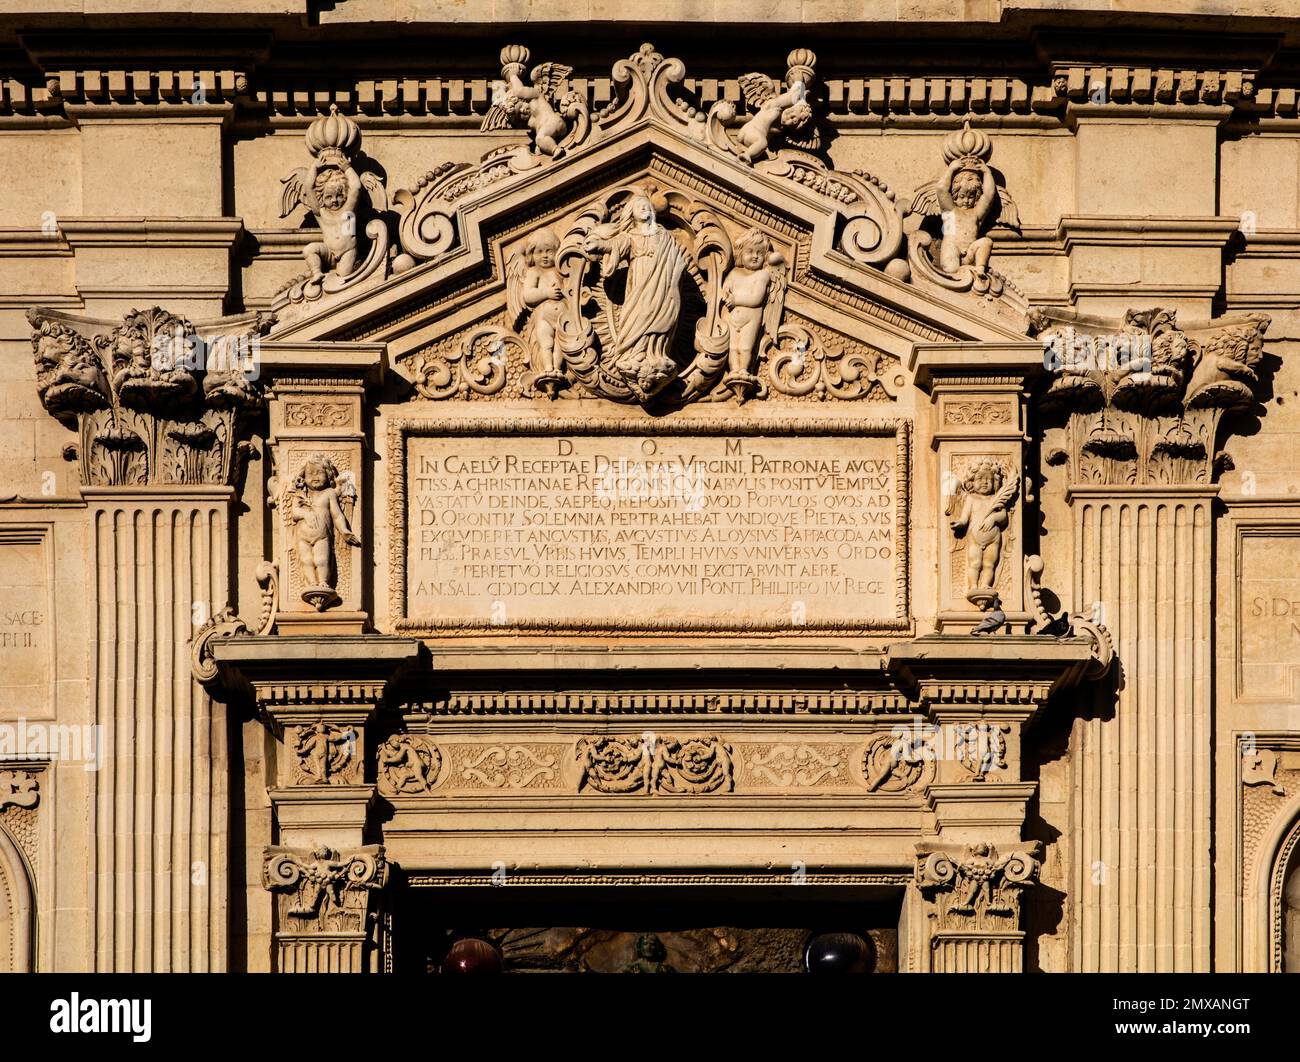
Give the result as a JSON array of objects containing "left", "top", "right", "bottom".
[
  {"left": 28, "top": 305, "right": 273, "bottom": 488},
  {"left": 915, "top": 840, "right": 1042, "bottom": 932}
]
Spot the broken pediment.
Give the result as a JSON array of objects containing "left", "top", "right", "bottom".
[{"left": 265, "top": 42, "right": 1033, "bottom": 402}]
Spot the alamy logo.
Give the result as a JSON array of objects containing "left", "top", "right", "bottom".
[{"left": 49, "top": 994, "right": 151, "bottom": 1042}]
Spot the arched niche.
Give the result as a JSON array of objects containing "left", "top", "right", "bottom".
[{"left": 0, "top": 822, "right": 33, "bottom": 972}]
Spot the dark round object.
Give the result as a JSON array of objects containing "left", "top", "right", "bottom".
[
  {"left": 442, "top": 937, "right": 503, "bottom": 974},
  {"left": 804, "top": 931, "right": 873, "bottom": 974}
]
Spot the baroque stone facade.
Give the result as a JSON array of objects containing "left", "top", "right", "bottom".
[{"left": 2, "top": 4, "right": 1300, "bottom": 974}]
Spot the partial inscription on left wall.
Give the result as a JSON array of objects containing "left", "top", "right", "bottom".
[{"left": 0, "top": 529, "right": 53, "bottom": 718}]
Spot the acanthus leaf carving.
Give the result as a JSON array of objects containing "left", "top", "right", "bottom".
[
  {"left": 1037, "top": 307, "right": 1272, "bottom": 486},
  {"left": 28, "top": 305, "right": 270, "bottom": 488}
]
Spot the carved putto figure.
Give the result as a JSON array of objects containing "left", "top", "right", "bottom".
[
  {"left": 293, "top": 722, "right": 356, "bottom": 785},
  {"left": 284, "top": 454, "right": 360, "bottom": 611},
  {"left": 581, "top": 191, "right": 690, "bottom": 399},
  {"left": 709, "top": 50, "right": 819, "bottom": 165},
  {"left": 946, "top": 459, "right": 1019, "bottom": 606},
  {"left": 905, "top": 122, "right": 1019, "bottom": 297},
  {"left": 482, "top": 45, "right": 588, "bottom": 160},
  {"left": 279, "top": 106, "right": 390, "bottom": 303},
  {"left": 506, "top": 227, "right": 568, "bottom": 394},
  {"left": 721, "top": 227, "right": 787, "bottom": 401},
  {"left": 377, "top": 734, "right": 441, "bottom": 795}
]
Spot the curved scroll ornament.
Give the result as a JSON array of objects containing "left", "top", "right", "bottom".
[
  {"left": 903, "top": 122, "right": 1022, "bottom": 302},
  {"left": 408, "top": 325, "right": 513, "bottom": 400},
  {"left": 915, "top": 842, "right": 1042, "bottom": 931},
  {"left": 190, "top": 563, "right": 278, "bottom": 686},
  {"left": 262, "top": 844, "right": 388, "bottom": 933},
  {"left": 29, "top": 306, "right": 269, "bottom": 488},
  {"left": 390, "top": 43, "right": 902, "bottom": 275},
  {"left": 766, "top": 323, "right": 904, "bottom": 402},
  {"left": 276, "top": 106, "right": 391, "bottom": 307}
]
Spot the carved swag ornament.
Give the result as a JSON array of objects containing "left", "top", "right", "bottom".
[{"left": 29, "top": 306, "right": 271, "bottom": 487}]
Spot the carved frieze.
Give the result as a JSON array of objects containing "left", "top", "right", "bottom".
[
  {"left": 742, "top": 744, "right": 847, "bottom": 788},
  {"left": 860, "top": 732, "right": 935, "bottom": 793},
  {"left": 915, "top": 841, "right": 1041, "bottom": 933},
  {"left": 454, "top": 745, "right": 563, "bottom": 790},
  {"left": 575, "top": 735, "right": 734, "bottom": 795},
  {"left": 1038, "top": 308, "right": 1271, "bottom": 486},
  {"left": 29, "top": 306, "right": 271, "bottom": 487}
]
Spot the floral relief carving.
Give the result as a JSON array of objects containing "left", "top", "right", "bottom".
[
  {"left": 944, "top": 401, "right": 1012, "bottom": 426},
  {"left": 0, "top": 770, "right": 39, "bottom": 810},
  {"left": 575, "top": 735, "right": 734, "bottom": 796},
  {"left": 744, "top": 745, "right": 845, "bottom": 788},
  {"left": 284, "top": 400, "right": 351, "bottom": 428},
  {"left": 458, "top": 745, "right": 561, "bottom": 790}
]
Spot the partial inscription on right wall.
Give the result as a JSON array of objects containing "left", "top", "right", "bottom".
[{"left": 1238, "top": 525, "right": 1300, "bottom": 702}]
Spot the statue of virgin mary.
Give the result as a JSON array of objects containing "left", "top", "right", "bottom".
[{"left": 583, "top": 192, "right": 688, "bottom": 398}]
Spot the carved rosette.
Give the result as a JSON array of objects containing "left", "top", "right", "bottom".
[
  {"left": 29, "top": 306, "right": 271, "bottom": 487},
  {"left": 1038, "top": 308, "right": 1271, "bottom": 486},
  {"left": 575, "top": 734, "right": 734, "bottom": 795},
  {"left": 391, "top": 42, "right": 902, "bottom": 272},
  {"left": 915, "top": 841, "right": 1042, "bottom": 934}
]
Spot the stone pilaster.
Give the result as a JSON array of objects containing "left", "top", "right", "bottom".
[
  {"left": 29, "top": 304, "right": 269, "bottom": 972},
  {"left": 1036, "top": 306, "right": 1271, "bottom": 971},
  {"left": 911, "top": 345, "right": 1043, "bottom": 632},
  {"left": 260, "top": 343, "right": 385, "bottom": 634}
]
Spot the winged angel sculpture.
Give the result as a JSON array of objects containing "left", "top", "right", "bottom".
[
  {"left": 481, "top": 45, "right": 590, "bottom": 162},
  {"left": 946, "top": 458, "right": 1019, "bottom": 607},
  {"left": 505, "top": 186, "right": 787, "bottom": 404},
  {"left": 905, "top": 121, "right": 1019, "bottom": 297},
  {"left": 709, "top": 62, "right": 819, "bottom": 165},
  {"left": 278, "top": 106, "right": 390, "bottom": 303}
]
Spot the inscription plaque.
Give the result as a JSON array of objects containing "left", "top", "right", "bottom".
[
  {"left": 0, "top": 529, "right": 53, "bottom": 717},
  {"left": 391, "top": 418, "right": 909, "bottom": 633},
  {"left": 1238, "top": 527, "right": 1300, "bottom": 701}
]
